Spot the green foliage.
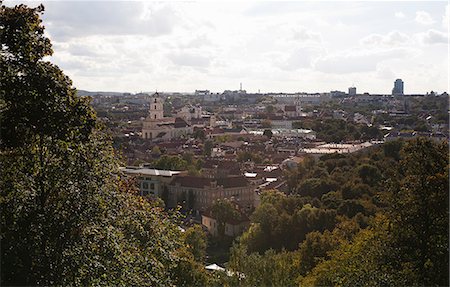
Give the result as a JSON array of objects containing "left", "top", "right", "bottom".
[
  {"left": 193, "top": 128, "right": 206, "bottom": 140},
  {"left": 300, "top": 217, "right": 399, "bottom": 287},
  {"left": 203, "top": 139, "right": 213, "bottom": 156},
  {"left": 170, "top": 248, "right": 211, "bottom": 287},
  {"left": 297, "top": 219, "right": 361, "bottom": 277},
  {"left": 357, "top": 163, "right": 381, "bottom": 185},
  {"left": 237, "top": 151, "right": 263, "bottom": 164},
  {"left": 289, "top": 145, "right": 386, "bottom": 219},
  {"left": 265, "top": 105, "right": 275, "bottom": 114},
  {"left": 301, "top": 138, "right": 449, "bottom": 286},
  {"left": 151, "top": 145, "right": 162, "bottom": 156},
  {"left": 227, "top": 244, "right": 301, "bottom": 287},
  {"left": 152, "top": 155, "right": 188, "bottom": 170},
  {"left": 383, "top": 139, "right": 403, "bottom": 160},
  {"left": 263, "top": 129, "right": 273, "bottom": 138},
  {"left": 240, "top": 191, "right": 337, "bottom": 253},
  {"left": 386, "top": 138, "right": 449, "bottom": 286},
  {"left": 295, "top": 118, "right": 383, "bottom": 142},
  {"left": 341, "top": 181, "right": 371, "bottom": 200},
  {"left": 215, "top": 135, "right": 231, "bottom": 143},
  {"left": 297, "top": 178, "right": 338, "bottom": 198},
  {"left": 297, "top": 230, "right": 339, "bottom": 276},
  {"left": 0, "top": 4, "right": 96, "bottom": 150},
  {"left": 260, "top": 119, "right": 272, "bottom": 128},
  {"left": 184, "top": 225, "right": 207, "bottom": 262},
  {"left": 231, "top": 139, "right": 448, "bottom": 286},
  {"left": 0, "top": 5, "right": 211, "bottom": 286},
  {"left": 211, "top": 199, "right": 240, "bottom": 238}
]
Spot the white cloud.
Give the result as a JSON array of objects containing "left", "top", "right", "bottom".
[
  {"left": 395, "top": 12, "right": 406, "bottom": 19},
  {"left": 443, "top": 5, "right": 449, "bottom": 28},
  {"left": 167, "top": 51, "right": 211, "bottom": 68},
  {"left": 5, "top": 1, "right": 445, "bottom": 93},
  {"left": 42, "top": 2, "right": 179, "bottom": 41},
  {"left": 415, "top": 11, "right": 435, "bottom": 25},
  {"left": 376, "top": 65, "right": 395, "bottom": 80},
  {"left": 418, "top": 29, "right": 448, "bottom": 44},
  {"left": 276, "top": 47, "right": 322, "bottom": 71},
  {"left": 360, "top": 31, "right": 411, "bottom": 47},
  {"left": 292, "top": 26, "right": 323, "bottom": 43},
  {"left": 314, "top": 48, "right": 419, "bottom": 74}
]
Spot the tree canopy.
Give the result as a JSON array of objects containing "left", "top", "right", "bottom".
[
  {"left": 228, "top": 138, "right": 448, "bottom": 286},
  {"left": 1, "top": 4, "right": 210, "bottom": 286}
]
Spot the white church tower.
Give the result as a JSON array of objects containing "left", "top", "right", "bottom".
[
  {"left": 142, "top": 92, "right": 192, "bottom": 141},
  {"left": 148, "top": 94, "right": 164, "bottom": 120}
]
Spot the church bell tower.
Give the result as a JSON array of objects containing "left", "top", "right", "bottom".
[{"left": 148, "top": 93, "right": 164, "bottom": 120}]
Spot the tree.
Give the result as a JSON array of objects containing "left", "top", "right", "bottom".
[
  {"left": 301, "top": 139, "right": 449, "bottom": 286},
  {"left": 260, "top": 119, "right": 272, "bottom": 128},
  {"left": 184, "top": 225, "right": 207, "bottom": 262},
  {"left": 193, "top": 128, "right": 206, "bottom": 140},
  {"left": 152, "top": 155, "right": 188, "bottom": 170},
  {"left": 211, "top": 199, "right": 239, "bottom": 238},
  {"left": 0, "top": 4, "right": 96, "bottom": 150},
  {"left": 227, "top": 244, "right": 301, "bottom": 287},
  {"left": 263, "top": 129, "right": 273, "bottom": 139},
  {"left": 1, "top": 5, "right": 209, "bottom": 286},
  {"left": 265, "top": 105, "right": 275, "bottom": 114},
  {"left": 386, "top": 138, "right": 449, "bottom": 286},
  {"left": 357, "top": 164, "right": 381, "bottom": 185},
  {"left": 383, "top": 139, "right": 403, "bottom": 160},
  {"left": 297, "top": 178, "right": 337, "bottom": 198},
  {"left": 300, "top": 217, "right": 399, "bottom": 287},
  {"left": 151, "top": 145, "right": 162, "bottom": 157},
  {"left": 297, "top": 230, "right": 340, "bottom": 276},
  {"left": 203, "top": 139, "right": 213, "bottom": 157}
]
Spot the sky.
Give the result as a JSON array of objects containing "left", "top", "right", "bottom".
[{"left": 5, "top": 1, "right": 450, "bottom": 94}]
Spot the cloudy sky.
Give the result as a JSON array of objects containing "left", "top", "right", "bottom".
[{"left": 6, "top": 1, "right": 449, "bottom": 94}]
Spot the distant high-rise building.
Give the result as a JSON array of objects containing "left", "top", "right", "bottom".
[
  {"left": 392, "top": 79, "right": 404, "bottom": 95},
  {"left": 348, "top": 87, "right": 357, "bottom": 96}
]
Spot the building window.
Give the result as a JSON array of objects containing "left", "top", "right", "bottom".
[
  {"left": 150, "top": 183, "right": 155, "bottom": 190},
  {"left": 143, "top": 182, "right": 149, "bottom": 189}
]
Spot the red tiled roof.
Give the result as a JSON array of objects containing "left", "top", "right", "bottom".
[
  {"left": 268, "top": 116, "right": 284, "bottom": 120},
  {"left": 174, "top": 117, "right": 189, "bottom": 128},
  {"left": 172, "top": 176, "right": 211, "bottom": 188},
  {"left": 217, "top": 176, "right": 249, "bottom": 188},
  {"left": 217, "top": 161, "right": 240, "bottom": 169},
  {"left": 284, "top": 105, "right": 297, "bottom": 112},
  {"left": 171, "top": 175, "right": 249, "bottom": 189},
  {"left": 153, "top": 117, "right": 174, "bottom": 123},
  {"left": 210, "top": 128, "right": 225, "bottom": 134}
]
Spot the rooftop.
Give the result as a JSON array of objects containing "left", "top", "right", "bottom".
[{"left": 120, "top": 167, "right": 182, "bottom": 177}]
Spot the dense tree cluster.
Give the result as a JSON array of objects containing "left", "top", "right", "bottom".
[
  {"left": 293, "top": 118, "right": 383, "bottom": 142},
  {"left": 228, "top": 138, "right": 448, "bottom": 286},
  {"left": 1, "top": 5, "right": 211, "bottom": 286},
  {"left": 239, "top": 191, "right": 337, "bottom": 252}
]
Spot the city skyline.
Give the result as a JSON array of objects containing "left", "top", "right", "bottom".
[{"left": 5, "top": 1, "right": 449, "bottom": 94}]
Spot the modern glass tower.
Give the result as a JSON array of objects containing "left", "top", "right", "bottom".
[{"left": 392, "top": 79, "right": 404, "bottom": 95}]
